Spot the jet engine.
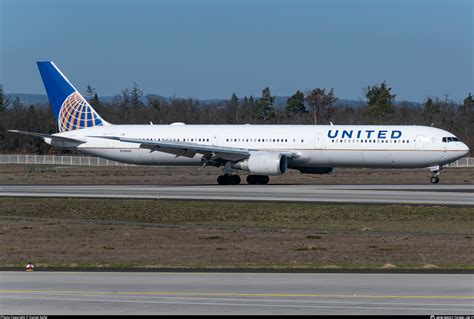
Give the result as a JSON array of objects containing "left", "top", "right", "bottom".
[{"left": 234, "top": 153, "right": 288, "bottom": 176}]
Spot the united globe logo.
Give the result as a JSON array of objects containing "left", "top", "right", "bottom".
[{"left": 58, "top": 91, "right": 104, "bottom": 132}]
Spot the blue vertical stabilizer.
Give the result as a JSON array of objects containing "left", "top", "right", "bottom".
[{"left": 36, "top": 61, "right": 109, "bottom": 132}]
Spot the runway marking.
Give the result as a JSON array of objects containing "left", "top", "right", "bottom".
[{"left": 1, "top": 290, "right": 473, "bottom": 299}]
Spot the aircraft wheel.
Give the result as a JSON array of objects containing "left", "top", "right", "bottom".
[
  {"left": 430, "top": 176, "right": 440, "bottom": 184},
  {"left": 231, "top": 175, "right": 241, "bottom": 185},
  {"left": 247, "top": 175, "right": 258, "bottom": 185},
  {"left": 217, "top": 175, "right": 227, "bottom": 185},
  {"left": 258, "top": 175, "right": 270, "bottom": 185},
  {"left": 218, "top": 175, "right": 240, "bottom": 185}
]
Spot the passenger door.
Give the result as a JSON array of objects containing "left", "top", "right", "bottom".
[{"left": 416, "top": 135, "right": 425, "bottom": 150}]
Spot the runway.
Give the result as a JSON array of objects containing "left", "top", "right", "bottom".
[
  {"left": 1, "top": 272, "right": 472, "bottom": 315},
  {"left": 0, "top": 184, "right": 473, "bottom": 205}
]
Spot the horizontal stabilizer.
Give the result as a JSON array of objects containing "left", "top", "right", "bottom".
[{"left": 8, "top": 130, "right": 86, "bottom": 144}]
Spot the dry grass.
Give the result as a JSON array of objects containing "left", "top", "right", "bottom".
[
  {"left": 0, "top": 165, "right": 472, "bottom": 185},
  {"left": 0, "top": 198, "right": 472, "bottom": 270}
]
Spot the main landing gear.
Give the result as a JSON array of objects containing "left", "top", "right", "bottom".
[
  {"left": 217, "top": 161, "right": 241, "bottom": 185},
  {"left": 429, "top": 165, "right": 442, "bottom": 184},
  {"left": 216, "top": 161, "right": 270, "bottom": 185},
  {"left": 216, "top": 174, "right": 270, "bottom": 185},
  {"left": 246, "top": 175, "right": 270, "bottom": 185},
  {"left": 217, "top": 175, "right": 241, "bottom": 185}
]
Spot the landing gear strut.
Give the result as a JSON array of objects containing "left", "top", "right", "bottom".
[
  {"left": 246, "top": 175, "right": 270, "bottom": 185},
  {"left": 429, "top": 165, "right": 442, "bottom": 184},
  {"left": 217, "top": 161, "right": 241, "bottom": 185}
]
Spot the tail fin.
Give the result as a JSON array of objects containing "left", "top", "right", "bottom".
[{"left": 36, "top": 61, "right": 110, "bottom": 132}]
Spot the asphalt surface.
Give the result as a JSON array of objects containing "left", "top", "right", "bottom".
[
  {"left": 0, "top": 184, "right": 473, "bottom": 205},
  {"left": 1, "top": 272, "right": 472, "bottom": 315}
]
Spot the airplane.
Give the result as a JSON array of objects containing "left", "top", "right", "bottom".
[{"left": 9, "top": 61, "right": 470, "bottom": 185}]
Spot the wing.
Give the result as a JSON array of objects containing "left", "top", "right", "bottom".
[
  {"left": 98, "top": 136, "right": 251, "bottom": 162},
  {"left": 97, "top": 136, "right": 299, "bottom": 164}
]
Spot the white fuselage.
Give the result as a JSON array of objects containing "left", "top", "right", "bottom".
[{"left": 53, "top": 124, "right": 469, "bottom": 170}]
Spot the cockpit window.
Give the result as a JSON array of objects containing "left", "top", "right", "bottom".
[{"left": 442, "top": 137, "right": 460, "bottom": 143}]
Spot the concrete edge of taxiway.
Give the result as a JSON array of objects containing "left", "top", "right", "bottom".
[{"left": 1, "top": 267, "right": 473, "bottom": 274}]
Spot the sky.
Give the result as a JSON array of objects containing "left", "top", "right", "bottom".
[{"left": 0, "top": 0, "right": 472, "bottom": 102}]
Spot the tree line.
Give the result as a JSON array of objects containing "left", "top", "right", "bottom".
[{"left": 0, "top": 82, "right": 472, "bottom": 155}]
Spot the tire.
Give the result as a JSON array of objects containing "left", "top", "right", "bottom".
[
  {"left": 258, "top": 175, "right": 270, "bottom": 185},
  {"left": 217, "top": 175, "right": 227, "bottom": 185},
  {"left": 231, "top": 175, "right": 241, "bottom": 185},
  {"left": 247, "top": 175, "right": 258, "bottom": 185},
  {"left": 430, "top": 176, "right": 440, "bottom": 184}
]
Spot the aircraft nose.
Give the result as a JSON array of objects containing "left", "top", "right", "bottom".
[{"left": 461, "top": 142, "right": 470, "bottom": 156}]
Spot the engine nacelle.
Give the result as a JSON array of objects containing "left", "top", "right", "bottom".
[
  {"left": 297, "top": 167, "right": 333, "bottom": 174},
  {"left": 234, "top": 153, "right": 288, "bottom": 176}
]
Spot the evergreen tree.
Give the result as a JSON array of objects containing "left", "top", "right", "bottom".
[
  {"left": 86, "top": 85, "right": 95, "bottom": 99},
  {"left": 85, "top": 85, "right": 102, "bottom": 111},
  {"left": 285, "top": 90, "right": 306, "bottom": 117},
  {"left": 254, "top": 87, "right": 275, "bottom": 122},
  {"left": 0, "top": 85, "right": 10, "bottom": 112},
  {"left": 422, "top": 97, "right": 440, "bottom": 122},
  {"left": 90, "top": 93, "right": 102, "bottom": 110},
  {"left": 130, "top": 82, "right": 144, "bottom": 108},
  {"left": 248, "top": 95, "right": 254, "bottom": 105},
  {"left": 365, "top": 81, "right": 395, "bottom": 122},
  {"left": 227, "top": 93, "right": 239, "bottom": 123}
]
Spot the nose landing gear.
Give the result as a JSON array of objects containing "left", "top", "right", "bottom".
[
  {"left": 429, "top": 165, "right": 442, "bottom": 184},
  {"left": 430, "top": 175, "right": 440, "bottom": 184}
]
